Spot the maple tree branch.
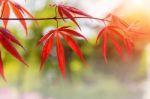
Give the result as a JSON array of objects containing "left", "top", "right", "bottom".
[{"left": 0, "top": 17, "right": 109, "bottom": 22}]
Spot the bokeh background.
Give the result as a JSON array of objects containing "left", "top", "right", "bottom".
[{"left": 0, "top": 0, "right": 150, "bottom": 99}]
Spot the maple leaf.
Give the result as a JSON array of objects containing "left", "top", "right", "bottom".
[
  {"left": 95, "top": 13, "right": 138, "bottom": 63},
  {"left": 51, "top": 4, "right": 93, "bottom": 30},
  {"left": 1, "top": 0, "right": 10, "bottom": 28},
  {"left": 104, "top": 13, "right": 142, "bottom": 34},
  {"left": 104, "top": 14, "right": 129, "bottom": 29},
  {"left": 0, "top": 0, "right": 2, "bottom": 5},
  {"left": 104, "top": 13, "right": 145, "bottom": 44},
  {"left": 1, "top": 0, "right": 37, "bottom": 34},
  {"left": 38, "top": 26, "right": 86, "bottom": 79},
  {"left": 96, "top": 26, "right": 134, "bottom": 64},
  {"left": 0, "top": 27, "right": 27, "bottom": 81}
]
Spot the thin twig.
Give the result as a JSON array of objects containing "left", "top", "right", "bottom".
[{"left": 0, "top": 17, "right": 109, "bottom": 22}]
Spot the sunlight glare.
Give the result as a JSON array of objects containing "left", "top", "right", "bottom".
[{"left": 130, "top": 0, "right": 145, "bottom": 7}]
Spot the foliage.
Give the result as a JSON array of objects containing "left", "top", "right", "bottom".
[{"left": 0, "top": 0, "right": 143, "bottom": 80}]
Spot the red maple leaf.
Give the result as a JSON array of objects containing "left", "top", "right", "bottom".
[
  {"left": 95, "top": 14, "right": 138, "bottom": 63},
  {"left": 0, "top": 27, "right": 27, "bottom": 81},
  {"left": 1, "top": 0, "right": 37, "bottom": 34},
  {"left": 38, "top": 26, "right": 86, "bottom": 79},
  {"left": 51, "top": 4, "right": 93, "bottom": 30},
  {"left": 96, "top": 26, "right": 134, "bottom": 63}
]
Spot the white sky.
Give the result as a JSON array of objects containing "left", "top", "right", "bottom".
[{"left": 15, "top": 0, "right": 122, "bottom": 17}]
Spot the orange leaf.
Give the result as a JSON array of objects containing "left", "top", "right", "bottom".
[
  {"left": 1, "top": 1, "right": 10, "bottom": 28},
  {"left": 9, "top": 1, "right": 27, "bottom": 34},
  {"left": 14, "top": 2, "right": 38, "bottom": 25},
  {"left": 109, "top": 33, "right": 125, "bottom": 61}
]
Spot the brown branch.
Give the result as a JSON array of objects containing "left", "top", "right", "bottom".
[{"left": 0, "top": 17, "right": 109, "bottom": 22}]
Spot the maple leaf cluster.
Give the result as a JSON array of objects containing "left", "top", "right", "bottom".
[
  {"left": 96, "top": 14, "right": 135, "bottom": 63},
  {"left": 0, "top": 0, "right": 36, "bottom": 34},
  {"left": 0, "top": 1, "right": 141, "bottom": 80},
  {"left": 0, "top": 27, "right": 27, "bottom": 81},
  {"left": 38, "top": 26, "right": 86, "bottom": 79}
]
